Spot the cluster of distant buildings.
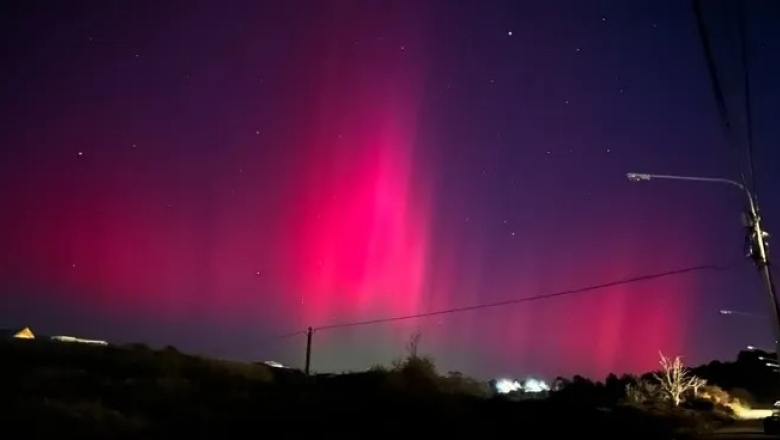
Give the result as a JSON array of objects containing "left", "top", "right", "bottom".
[{"left": 0, "top": 326, "right": 108, "bottom": 346}]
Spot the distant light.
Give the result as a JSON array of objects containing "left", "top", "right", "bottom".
[
  {"left": 494, "top": 378, "right": 522, "bottom": 394},
  {"left": 52, "top": 335, "right": 108, "bottom": 345},
  {"left": 524, "top": 378, "right": 550, "bottom": 393},
  {"left": 263, "top": 361, "right": 287, "bottom": 369},
  {"left": 494, "top": 377, "right": 549, "bottom": 394}
]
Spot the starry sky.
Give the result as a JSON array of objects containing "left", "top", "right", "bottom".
[{"left": 1, "top": 0, "right": 780, "bottom": 381}]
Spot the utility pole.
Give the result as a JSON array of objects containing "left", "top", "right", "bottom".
[
  {"left": 626, "top": 173, "right": 780, "bottom": 370},
  {"left": 744, "top": 198, "right": 780, "bottom": 367},
  {"left": 304, "top": 326, "right": 313, "bottom": 376}
]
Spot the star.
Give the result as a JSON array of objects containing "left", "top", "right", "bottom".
[{"left": 507, "top": 31, "right": 513, "bottom": 37}]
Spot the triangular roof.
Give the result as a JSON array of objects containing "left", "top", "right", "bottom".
[
  {"left": 0, "top": 327, "right": 35, "bottom": 339},
  {"left": 14, "top": 327, "right": 34, "bottom": 339}
]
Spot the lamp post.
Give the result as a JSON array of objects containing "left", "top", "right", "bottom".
[{"left": 626, "top": 172, "right": 780, "bottom": 367}]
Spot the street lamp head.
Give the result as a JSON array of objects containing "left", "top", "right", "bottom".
[{"left": 626, "top": 172, "right": 652, "bottom": 182}]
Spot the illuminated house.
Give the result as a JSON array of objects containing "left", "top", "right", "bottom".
[{"left": 0, "top": 326, "right": 35, "bottom": 340}]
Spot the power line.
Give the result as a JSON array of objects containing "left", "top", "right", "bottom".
[
  {"left": 311, "top": 263, "right": 732, "bottom": 332},
  {"left": 268, "top": 263, "right": 735, "bottom": 374},
  {"left": 691, "top": 0, "right": 752, "bottom": 192},
  {"left": 736, "top": 0, "right": 757, "bottom": 198},
  {"left": 265, "top": 329, "right": 307, "bottom": 343}
]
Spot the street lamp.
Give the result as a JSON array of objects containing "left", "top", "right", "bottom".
[
  {"left": 627, "top": 171, "right": 780, "bottom": 364},
  {"left": 720, "top": 309, "right": 767, "bottom": 318},
  {"left": 625, "top": 173, "right": 749, "bottom": 192}
]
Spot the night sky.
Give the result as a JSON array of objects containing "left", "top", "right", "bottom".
[{"left": 2, "top": 0, "right": 779, "bottom": 381}]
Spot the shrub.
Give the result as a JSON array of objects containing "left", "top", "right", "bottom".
[
  {"left": 625, "top": 378, "right": 660, "bottom": 404},
  {"left": 727, "top": 387, "right": 756, "bottom": 407}
]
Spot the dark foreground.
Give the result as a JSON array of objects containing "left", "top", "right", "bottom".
[
  {"left": 0, "top": 340, "right": 731, "bottom": 439},
  {"left": 700, "top": 422, "right": 775, "bottom": 439}
]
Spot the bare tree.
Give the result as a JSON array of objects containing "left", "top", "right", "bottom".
[
  {"left": 406, "top": 332, "right": 422, "bottom": 359},
  {"left": 690, "top": 377, "right": 707, "bottom": 397},
  {"left": 653, "top": 352, "right": 701, "bottom": 406}
]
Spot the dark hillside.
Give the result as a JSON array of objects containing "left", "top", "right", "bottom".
[{"left": 0, "top": 339, "right": 687, "bottom": 439}]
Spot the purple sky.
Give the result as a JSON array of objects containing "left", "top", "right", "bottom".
[{"left": 1, "top": 0, "right": 779, "bottom": 380}]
